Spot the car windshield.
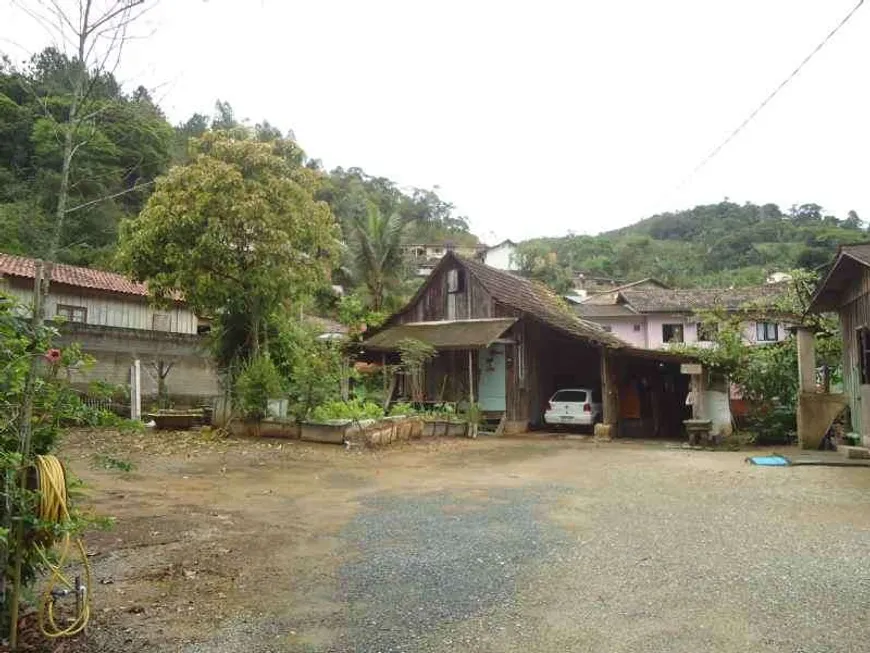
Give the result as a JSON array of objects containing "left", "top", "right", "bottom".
[{"left": 552, "top": 390, "right": 587, "bottom": 403}]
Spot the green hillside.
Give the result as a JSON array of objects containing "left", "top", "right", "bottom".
[{"left": 515, "top": 201, "right": 868, "bottom": 291}]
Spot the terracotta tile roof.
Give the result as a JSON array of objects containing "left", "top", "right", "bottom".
[
  {"left": 581, "top": 278, "right": 670, "bottom": 304},
  {"left": 455, "top": 255, "right": 625, "bottom": 348},
  {"left": 0, "top": 253, "right": 148, "bottom": 297}
]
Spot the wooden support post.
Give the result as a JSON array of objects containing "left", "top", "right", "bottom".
[
  {"left": 467, "top": 349, "right": 474, "bottom": 405},
  {"left": 467, "top": 349, "right": 477, "bottom": 438},
  {"left": 796, "top": 327, "right": 816, "bottom": 393},
  {"left": 600, "top": 348, "right": 618, "bottom": 427}
]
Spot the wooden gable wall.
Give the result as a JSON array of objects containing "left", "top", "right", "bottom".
[{"left": 396, "top": 259, "right": 495, "bottom": 324}]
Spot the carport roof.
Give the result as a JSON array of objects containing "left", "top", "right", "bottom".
[{"left": 362, "top": 318, "right": 517, "bottom": 351}]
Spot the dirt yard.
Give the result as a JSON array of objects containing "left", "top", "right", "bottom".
[{"left": 46, "top": 429, "right": 870, "bottom": 652}]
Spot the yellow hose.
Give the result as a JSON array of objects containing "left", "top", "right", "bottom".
[{"left": 32, "top": 454, "right": 92, "bottom": 638}]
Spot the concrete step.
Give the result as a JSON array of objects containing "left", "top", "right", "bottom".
[{"left": 838, "top": 445, "right": 870, "bottom": 460}]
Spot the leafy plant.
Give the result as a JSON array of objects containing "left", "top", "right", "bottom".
[
  {"left": 0, "top": 293, "right": 109, "bottom": 631},
  {"left": 396, "top": 338, "right": 437, "bottom": 404},
  {"left": 93, "top": 454, "right": 134, "bottom": 472},
  {"left": 269, "top": 314, "right": 345, "bottom": 421},
  {"left": 309, "top": 399, "right": 385, "bottom": 422},
  {"left": 234, "top": 354, "right": 285, "bottom": 422},
  {"left": 388, "top": 402, "right": 417, "bottom": 417}
]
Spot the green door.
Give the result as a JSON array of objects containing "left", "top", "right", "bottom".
[{"left": 478, "top": 344, "right": 506, "bottom": 412}]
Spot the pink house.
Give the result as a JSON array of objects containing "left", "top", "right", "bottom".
[{"left": 572, "top": 281, "right": 795, "bottom": 350}]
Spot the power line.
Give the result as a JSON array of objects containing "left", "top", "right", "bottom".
[
  {"left": 676, "top": 0, "right": 865, "bottom": 190},
  {"left": 65, "top": 179, "right": 156, "bottom": 214}
]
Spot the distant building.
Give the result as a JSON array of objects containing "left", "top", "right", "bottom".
[
  {"left": 477, "top": 240, "right": 519, "bottom": 271},
  {"left": 573, "top": 281, "right": 796, "bottom": 350},
  {"left": 404, "top": 242, "right": 485, "bottom": 278}
]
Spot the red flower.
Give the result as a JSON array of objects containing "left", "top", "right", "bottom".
[{"left": 44, "top": 348, "right": 62, "bottom": 364}]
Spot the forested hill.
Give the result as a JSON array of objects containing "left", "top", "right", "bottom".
[
  {"left": 0, "top": 48, "right": 476, "bottom": 269},
  {"left": 515, "top": 201, "right": 869, "bottom": 292}
]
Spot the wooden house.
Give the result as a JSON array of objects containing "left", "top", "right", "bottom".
[
  {"left": 808, "top": 243, "right": 870, "bottom": 443},
  {"left": 363, "top": 253, "right": 691, "bottom": 435}
]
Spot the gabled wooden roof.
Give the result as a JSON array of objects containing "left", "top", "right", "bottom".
[
  {"left": 384, "top": 252, "right": 625, "bottom": 348},
  {"left": 808, "top": 243, "right": 870, "bottom": 313}
]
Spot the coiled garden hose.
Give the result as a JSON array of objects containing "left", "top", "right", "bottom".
[{"left": 32, "top": 454, "right": 92, "bottom": 638}]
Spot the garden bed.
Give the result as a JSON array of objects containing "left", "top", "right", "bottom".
[{"left": 300, "top": 415, "right": 469, "bottom": 447}]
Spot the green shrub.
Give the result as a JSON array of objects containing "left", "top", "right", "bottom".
[
  {"left": 310, "top": 399, "right": 384, "bottom": 422},
  {"left": 234, "top": 354, "right": 285, "bottom": 421},
  {"left": 388, "top": 402, "right": 416, "bottom": 417}
]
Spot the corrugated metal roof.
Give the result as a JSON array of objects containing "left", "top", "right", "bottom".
[{"left": 363, "top": 318, "right": 517, "bottom": 351}]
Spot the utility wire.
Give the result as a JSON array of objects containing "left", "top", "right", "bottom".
[
  {"left": 64, "top": 179, "right": 156, "bottom": 214},
  {"left": 676, "top": 0, "right": 865, "bottom": 190}
]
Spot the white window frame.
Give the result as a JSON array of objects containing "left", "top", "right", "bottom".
[{"left": 756, "top": 321, "right": 779, "bottom": 342}]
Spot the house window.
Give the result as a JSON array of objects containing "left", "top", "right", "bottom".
[
  {"left": 756, "top": 322, "right": 779, "bottom": 342},
  {"left": 56, "top": 304, "right": 87, "bottom": 323},
  {"left": 447, "top": 268, "right": 466, "bottom": 294},
  {"left": 602, "top": 325, "right": 613, "bottom": 332},
  {"left": 858, "top": 328, "right": 870, "bottom": 385},
  {"left": 662, "top": 323, "right": 684, "bottom": 344},
  {"left": 697, "top": 322, "right": 718, "bottom": 342},
  {"left": 633, "top": 324, "right": 642, "bottom": 332},
  {"left": 152, "top": 313, "right": 171, "bottom": 332}
]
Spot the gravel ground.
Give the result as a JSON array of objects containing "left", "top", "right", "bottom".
[
  {"left": 326, "top": 448, "right": 870, "bottom": 653},
  {"left": 59, "top": 432, "right": 870, "bottom": 652}
]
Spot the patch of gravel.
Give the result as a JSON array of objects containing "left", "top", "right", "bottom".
[{"left": 335, "top": 486, "right": 570, "bottom": 652}]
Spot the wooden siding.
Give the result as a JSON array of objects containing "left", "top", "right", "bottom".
[
  {"left": 1, "top": 279, "right": 198, "bottom": 334},
  {"left": 838, "top": 268, "right": 870, "bottom": 434},
  {"left": 397, "top": 260, "right": 493, "bottom": 324}
]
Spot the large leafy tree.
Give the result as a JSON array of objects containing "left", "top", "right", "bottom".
[{"left": 118, "top": 130, "right": 340, "bottom": 362}]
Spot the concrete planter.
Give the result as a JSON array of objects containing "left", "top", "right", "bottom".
[
  {"left": 300, "top": 420, "right": 370, "bottom": 444},
  {"left": 423, "top": 419, "right": 468, "bottom": 437},
  {"left": 258, "top": 419, "right": 301, "bottom": 439},
  {"left": 147, "top": 411, "right": 202, "bottom": 430}
]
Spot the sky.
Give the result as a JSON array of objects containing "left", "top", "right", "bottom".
[{"left": 1, "top": 0, "right": 869, "bottom": 244}]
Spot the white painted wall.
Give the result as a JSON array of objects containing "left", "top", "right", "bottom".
[
  {"left": 483, "top": 243, "right": 519, "bottom": 271},
  {"left": 1, "top": 280, "right": 198, "bottom": 334}
]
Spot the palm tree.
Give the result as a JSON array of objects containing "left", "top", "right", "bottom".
[{"left": 349, "top": 204, "right": 409, "bottom": 311}]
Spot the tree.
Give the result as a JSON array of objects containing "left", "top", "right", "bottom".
[
  {"left": 843, "top": 209, "right": 863, "bottom": 230},
  {"left": 119, "top": 130, "right": 340, "bottom": 365},
  {"left": 349, "top": 204, "right": 411, "bottom": 311},
  {"left": 514, "top": 242, "right": 574, "bottom": 294}
]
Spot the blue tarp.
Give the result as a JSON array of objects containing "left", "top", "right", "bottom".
[{"left": 747, "top": 455, "right": 790, "bottom": 466}]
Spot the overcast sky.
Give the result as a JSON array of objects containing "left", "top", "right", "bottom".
[{"left": 2, "top": 1, "right": 868, "bottom": 243}]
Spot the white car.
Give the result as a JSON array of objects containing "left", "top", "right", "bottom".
[{"left": 544, "top": 388, "right": 602, "bottom": 429}]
